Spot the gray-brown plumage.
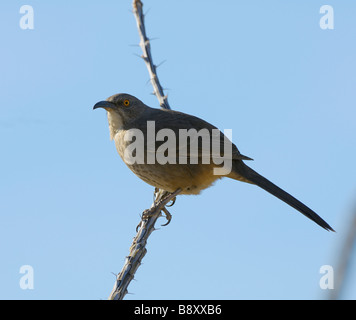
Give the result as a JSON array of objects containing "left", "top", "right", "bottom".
[{"left": 94, "top": 93, "right": 334, "bottom": 231}]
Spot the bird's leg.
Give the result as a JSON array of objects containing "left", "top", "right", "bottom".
[{"left": 153, "top": 187, "right": 160, "bottom": 204}]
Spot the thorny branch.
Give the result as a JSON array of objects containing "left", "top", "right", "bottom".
[
  {"left": 109, "top": 189, "right": 180, "bottom": 300},
  {"left": 108, "top": 0, "right": 176, "bottom": 300},
  {"left": 133, "top": 0, "right": 171, "bottom": 110}
]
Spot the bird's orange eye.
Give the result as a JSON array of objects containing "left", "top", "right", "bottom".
[{"left": 123, "top": 99, "right": 130, "bottom": 107}]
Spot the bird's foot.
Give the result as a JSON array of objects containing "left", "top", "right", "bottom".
[
  {"left": 155, "top": 188, "right": 180, "bottom": 226},
  {"left": 136, "top": 189, "right": 181, "bottom": 231},
  {"left": 141, "top": 207, "right": 155, "bottom": 220}
]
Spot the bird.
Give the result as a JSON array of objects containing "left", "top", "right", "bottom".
[{"left": 93, "top": 93, "right": 334, "bottom": 231}]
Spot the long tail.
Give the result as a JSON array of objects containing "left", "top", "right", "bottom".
[{"left": 229, "top": 161, "right": 334, "bottom": 231}]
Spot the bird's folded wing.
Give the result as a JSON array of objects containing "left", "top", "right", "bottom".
[{"left": 139, "top": 108, "right": 253, "bottom": 162}]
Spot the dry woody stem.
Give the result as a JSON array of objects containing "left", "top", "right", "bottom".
[
  {"left": 108, "top": 0, "right": 174, "bottom": 300},
  {"left": 133, "top": 0, "right": 171, "bottom": 110},
  {"left": 109, "top": 190, "right": 180, "bottom": 300}
]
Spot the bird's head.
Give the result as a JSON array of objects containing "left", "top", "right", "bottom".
[{"left": 93, "top": 93, "right": 147, "bottom": 140}]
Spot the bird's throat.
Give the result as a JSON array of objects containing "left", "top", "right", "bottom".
[{"left": 107, "top": 111, "right": 124, "bottom": 140}]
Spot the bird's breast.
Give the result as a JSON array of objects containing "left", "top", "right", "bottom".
[{"left": 113, "top": 129, "right": 221, "bottom": 194}]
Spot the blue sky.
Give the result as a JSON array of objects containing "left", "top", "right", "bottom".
[{"left": 0, "top": 0, "right": 355, "bottom": 299}]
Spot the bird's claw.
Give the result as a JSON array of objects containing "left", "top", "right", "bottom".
[
  {"left": 160, "top": 207, "right": 172, "bottom": 226},
  {"left": 166, "top": 197, "right": 176, "bottom": 207}
]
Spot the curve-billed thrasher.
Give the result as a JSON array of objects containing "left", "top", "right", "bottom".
[{"left": 94, "top": 93, "right": 334, "bottom": 231}]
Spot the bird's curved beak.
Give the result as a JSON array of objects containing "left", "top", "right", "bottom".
[{"left": 93, "top": 101, "right": 116, "bottom": 110}]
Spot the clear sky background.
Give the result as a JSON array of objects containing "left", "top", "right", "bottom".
[{"left": 0, "top": 0, "right": 355, "bottom": 300}]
